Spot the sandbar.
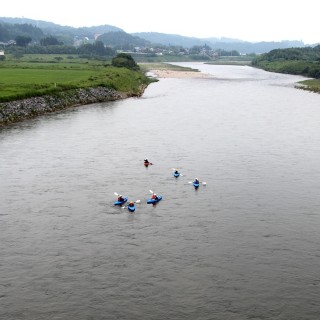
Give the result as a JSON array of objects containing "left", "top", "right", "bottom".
[{"left": 149, "top": 69, "right": 211, "bottom": 78}]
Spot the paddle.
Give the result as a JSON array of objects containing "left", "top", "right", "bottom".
[
  {"left": 144, "top": 159, "right": 153, "bottom": 165},
  {"left": 172, "top": 168, "right": 183, "bottom": 176},
  {"left": 121, "top": 199, "right": 140, "bottom": 209},
  {"left": 115, "top": 192, "right": 127, "bottom": 199},
  {"left": 149, "top": 189, "right": 157, "bottom": 199},
  {"left": 188, "top": 181, "right": 207, "bottom": 185}
]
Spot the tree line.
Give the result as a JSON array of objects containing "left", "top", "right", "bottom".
[
  {"left": 0, "top": 22, "right": 43, "bottom": 42},
  {"left": 252, "top": 46, "right": 320, "bottom": 79},
  {"left": 1, "top": 21, "right": 239, "bottom": 60}
]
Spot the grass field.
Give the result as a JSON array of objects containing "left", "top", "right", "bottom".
[
  {"left": 205, "top": 56, "right": 253, "bottom": 66},
  {"left": 297, "top": 79, "right": 320, "bottom": 93},
  {"left": 0, "top": 54, "right": 154, "bottom": 102}
]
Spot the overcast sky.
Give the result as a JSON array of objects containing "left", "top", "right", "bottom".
[{"left": 1, "top": 0, "right": 319, "bottom": 44}]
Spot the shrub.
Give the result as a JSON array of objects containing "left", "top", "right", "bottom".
[{"left": 111, "top": 53, "right": 140, "bottom": 70}]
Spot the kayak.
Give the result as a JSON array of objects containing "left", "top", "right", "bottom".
[
  {"left": 173, "top": 172, "right": 180, "bottom": 177},
  {"left": 147, "top": 195, "right": 163, "bottom": 204},
  {"left": 128, "top": 205, "right": 135, "bottom": 212},
  {"left": 114, "top": 197, "right": 128, "bottom": 205},
  {"left": 193, "top": 182, "right": 199, "bottom": 188}
]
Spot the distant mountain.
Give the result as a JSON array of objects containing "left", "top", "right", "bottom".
[
  {"left": 0, "top": 17, "right": 123, "bottom": 45},
  {"left": 0, "top": 17, "right": 310, "bottom": 53},
  {"left": 203, "top": 37, "right": 246, "bottom": 43},
  {"left": 0, "top": 17, "right": 122, "bottom": 34},
  {"left": 208, "top": 40, "right": 306, "bottom": 54},
  {"left": 131, "top": 32, "right": 210, "bottom": 47},
  {"left": 132, "top": 32, "right": 249, "bottom": 47},
  {"left": 98, "top": 31, "right": 150, "bottom": 49},
  {"left": 132, "top": 32, "right": 306, "bottom": 54}
]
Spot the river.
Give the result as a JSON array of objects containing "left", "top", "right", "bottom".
[{"left": 1, "top": 63, "right": 320, "bottom": 320}]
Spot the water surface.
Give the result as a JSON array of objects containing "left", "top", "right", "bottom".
[{"left": 1, "top": 64, "right": 320, "bottom": 320}]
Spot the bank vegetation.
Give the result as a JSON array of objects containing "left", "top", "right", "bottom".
[
  {"left": 252, "top": 46, "right": 320, "bottom": 93},
  {"left": 0, "top": 53, "right": 156, "bottom": 125}
]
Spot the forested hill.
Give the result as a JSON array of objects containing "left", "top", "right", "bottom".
[
  {"left": 133, "top": 32, "right": 306, "bottom": 54},
  {"left": 252, "top": 46, "right": 320, "bottom": 78},
  {"left": 131, "top": 32, "right": 211, "bottom": 47},
  {"left": 1, "top": 17, "right": 317, "bottom": 55},
  {"left": 0, "top": 22, "right": 44, "bottom": 42},
  {"left": 97, "top": 31, "right": 150, "bottom": 50},
  {"left": 0, "top": 17, "right": 123, "bottom": 45}
]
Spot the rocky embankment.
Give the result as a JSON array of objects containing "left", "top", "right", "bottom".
[{"left": 0, "top": 86, "right": 137, "bottom": 126}]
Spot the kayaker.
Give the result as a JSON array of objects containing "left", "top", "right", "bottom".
[
  {"left": 152, "top": 193, "right": 158, "bottom": 200},
  {"left": 174, "top": 170, "right": 179, "bottom": 175},
  {"left": 144, "top": 159, "right": 149, "bottom": 165},
  {"left": 128, "top": 201, "right": 135, "bottom": 207},
  {"left": 194, "top": 178, "right": 199, "bottom": 184},
  {"left": 118, "top": 195, "right": 124, "bottom": 201}
]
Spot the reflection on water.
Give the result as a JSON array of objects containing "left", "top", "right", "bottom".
[{"left": 1, "top": 64, "right": 320, "bottom": 320}]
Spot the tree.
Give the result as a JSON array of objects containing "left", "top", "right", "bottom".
[
  {"left": 15, "top": 35, "right": 32, "bottom": 47},
  {"left": 0, "top": 24, "right": 10, "bottom": 42},
  {"left": 189, "top": 45, "right": 202, "bottom": 54},
  {"left": 93, "top": 41, "right": 107, "bottom": 56},
  {"left": 77, "top": 41, "right": 115, "bottom": 57},
  {"left": 40, "top": 36, "right": 61, "bottom": 46},
  {"left": 111, "top": 53, "right": 139, "bottom": 70}
]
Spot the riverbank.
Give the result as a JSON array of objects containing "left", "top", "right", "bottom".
[
  {"left": 0, "top": 62, "right": 209, "bottom": 126},
  {"left": 0, "top": 54, "right": 155, "bottom": 126},
  {"left": 140, "top": 62, "right": 211, "bottom": 79},
  {"left": 294, "top": 79, "right": 320, "bottom": 93},
  {"left": 0, "top": 86, "right": 146, "bottom": 126}
]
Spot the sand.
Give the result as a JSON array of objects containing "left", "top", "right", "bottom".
[{"left": 149, "top": 69, "right": 211, "bottom": 78}]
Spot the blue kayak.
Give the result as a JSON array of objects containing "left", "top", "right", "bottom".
[
  {"left": 128, "top": 204, "right": 135, "bottom": 212},
  {"left": 173, "top": 172, "right": 180, "bottom": 177},
  {"left": 147, "top": 195, "right": 163, "bottom": 204},
  {"left": 114, "top": 197, "right": 128, "bottom": 205},
  {"left": 193, "top": 182, "right": 199, "bottom": 188}
]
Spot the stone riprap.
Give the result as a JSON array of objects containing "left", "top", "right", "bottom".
[{"left": 0, "top": 87, "right": 130, "bottom": 125}]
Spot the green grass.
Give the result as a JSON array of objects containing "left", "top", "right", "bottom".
[
  {"left": 205, "top": 56, "right": 253, "bottom": 66},
  {"left": 297, "top": 79, "right": 320, "bottom": 93},
  {"left": 128, "top": 53, "right": 210, "bottom": 63},
  {"left": 252, "top": 60, "right": 320, "bottom": 79},
  {"left": 0, "top": 54, "right": 154, "bottom": 102}
]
